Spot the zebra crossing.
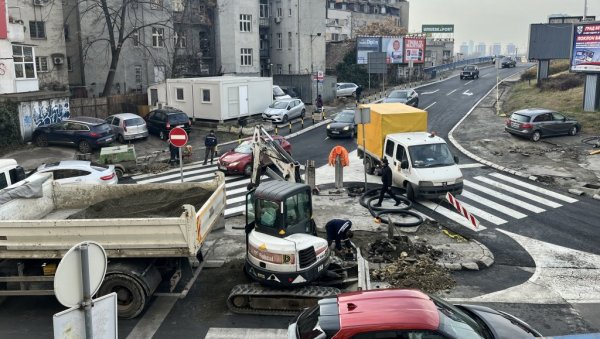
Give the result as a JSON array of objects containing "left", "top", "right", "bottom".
[{"left": 129, "top": 161, "right": 579, "bottom": 227}]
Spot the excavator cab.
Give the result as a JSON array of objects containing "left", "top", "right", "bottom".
[{"left": 246, "top": 180, "right": 316, "bottom": 237}]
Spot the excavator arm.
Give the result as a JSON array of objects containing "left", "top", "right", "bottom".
[{"left": 249, "top": 125, "right": 302, "bottom": 189}]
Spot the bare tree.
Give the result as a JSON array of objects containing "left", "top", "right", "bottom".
[{"left": 355, "top": 17, "right": 408, "bottom": 37}]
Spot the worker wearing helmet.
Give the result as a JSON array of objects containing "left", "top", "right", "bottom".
[{"left": 325, "top": 219, "right": 354, "bottom": 251}]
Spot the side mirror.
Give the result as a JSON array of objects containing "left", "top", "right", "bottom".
[
  {"left": 400, "top": 160, "right": 409, "bottom": 169},
  {"left": 454, "top": 155, "right": 459, "bottom": 164},
  {"left": 562, "top": 117, "right": 566, "bottom": 122},
  {"left": 287, "top": 107, "right": 291, "bottom": 110}
]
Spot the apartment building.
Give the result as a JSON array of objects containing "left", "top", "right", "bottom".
[{"left": 325, "top": 0, "right": 409, "bottom": 42}]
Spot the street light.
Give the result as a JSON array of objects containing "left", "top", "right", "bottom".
[{"left": 309, "top": 32, "right": 321, "bottom": 74}]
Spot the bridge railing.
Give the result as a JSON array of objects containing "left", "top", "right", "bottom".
[{"left": 423, "top": 57, "right": 494, "bottom": 76}]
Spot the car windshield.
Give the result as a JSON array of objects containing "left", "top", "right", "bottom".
[
  {"left": 464, "top": 66, "right": 476, "bottom": 71},
  {"left": 93, "top": 123, "right": 111, "bottom": 133},
  {"left": 124, "top": 117, "right": 145, "bottom": 126},
  {"left": 168, "top": 113, "right": 189, "bottom": 124},
  {"left": 256, "top": 199, "right": 283, "bottom": 229},
  {"left": 430, "top": 295, "right": 487, "bottom": 339},
  {"left": 389, "top": 91, "right": 409, "bottom": 99},
  {"left": 270, "top": 101, "right": 289, "bottom": 109},
  {"left": 409, "top": 143, "right": 455, "bottom": 168},
  {"left": 234, "top": 141, "right": 253, "bottom": 154},
  {"left": 273, "top": 87, "right": 285, "bottom": 96},
  {"left": 334, "top": 112, "right": 355, "bottom": 123},
  {"left": 511, "top": 113, "right": 530, "bottom": 123},
  {"left": 295, "top": 305, "right": 326, "bottom": 339}
]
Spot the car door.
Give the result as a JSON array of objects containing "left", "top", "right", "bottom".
[
  {"left": 393, "top": 143, "right": 410, "bottom": 187},
  {"left": 533, "top": 113, "right": 553, "bottom": 135},
  {"left": 383, "top": 139, "right": 402, "bottom": 186},
  {"left": 146, "top": 112, "right": 158, "bottom": 133},
  {"left": 550, "top": 112, "right": 571, "bottom": 134},
  {"left": 292, "top": 100, "right": 302, "bottom": 118},
  {"left": 47, "top": 121, "right": 69, "bottom": 143},
  {"left": 108, "top": 117, "right": 122, "bottom": 136},
  {"left": 69, "top": 122, "right": 89, "bottom": 145}
]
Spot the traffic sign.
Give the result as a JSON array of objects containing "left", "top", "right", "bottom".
[
  {"left": 53, "top": 292, "right": 117, "bottom": 339},
  {"left": 169, "top": 127, "right": 188, "bottom": 147},
  {"left": 445, "top": 192, "right": 480, "bottom": 229},
  {"left": 54, "top": 241, "right": 107, "bottom": 308}
]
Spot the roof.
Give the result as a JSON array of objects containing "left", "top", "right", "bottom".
[
  {"left": 387, "top": 132, "right": 447, "bottom": 146},
  {"left": 0, "top": 159, "right": 18, "bottom": 170},
  {"left": 337, "top": 289, "right": 439, "bottom": 331},
  {"left": 69, "top": 116, "right": 106, "bottom": 125},
  {"left": 254, "top": 181, "right": 309, "bottom": 202},
  {"left": 110, "top": 113, "right": 143, "bottom": 119},
  {"left": 39, "top": 160, "right": 92, "bottom": 170},
  {"left": 512, "top": 108, "right": 554, "bottom": 116},
  {"left": 167, "top": 76, "right": 271, "bottom": 84},
  {"left": 360, "top": 103, "right": 426, "bottom": 115}
]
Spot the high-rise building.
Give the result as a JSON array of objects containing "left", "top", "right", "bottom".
[
  {"left": 491, "top": 43, "right": 501, "bottom": 56},
  {"left": 459, "top": 42, "right": 469, "bottom": 57},
  {"left": 506, "top": 43, "right": 516, "bottom": 56},
  {"left": 468, "top": 40, "right": 474, "bottom": 55},
  {"left": 476, "top": 42, "right": 486, "bottom": 56}
]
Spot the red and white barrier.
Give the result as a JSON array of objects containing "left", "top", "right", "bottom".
[{"left": 445, "top": 192, "right": 480, "bottom": 229}]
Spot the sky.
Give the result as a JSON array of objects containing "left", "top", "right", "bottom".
[{"left": 409, "top": 0, "right": 600, "bottom": 54}]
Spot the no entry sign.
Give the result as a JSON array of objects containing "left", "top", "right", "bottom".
[{"left": 169, "top": 127, "right": 188, "bottom": 147}]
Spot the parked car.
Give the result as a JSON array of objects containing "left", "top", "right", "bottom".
[
  {"left": 460, "top": 65, "right": 480, "bottom": 79},
  {"left": 327, "top": 110, "right": 356, "bottom": 138},
  {"left": 280, "top": 86, "right": 300, "bottom": 99},
  {"left": 35, "top": 160, "right": 118, "bottom": 185},
  {"left": 217, "top": 136, "right": 292, "bottom": 176},
  {"left": 288, "top": 289, "right": 542, "bottom": 339},
  {"left": 336, "top": 83, "right": 359, "bottom": 97},
  {"left": 273, "top": 85, "right": 292, "bottom": 101},
  {"left": 501, "top": 57, "right": 516, "bottom": 68},
  {"left": 32, "top": 116, "right": 115, "bottom": 153},
  {"left": 105, "top": 113, "right": 149, "bottom": 143},
  {"left": 145, "top": 108, "right": 191, "bottom": 140},
  {"left": 505, "top": 108, "right": 581, "bottom": 142},
  {"left": 262, "top": 98, "right": 306, "bottom": 123},
  {"left": 383, "top": 89, "right": 419, "bottom": 107}
]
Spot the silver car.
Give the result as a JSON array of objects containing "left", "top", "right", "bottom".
[
  {"left": 105, "top": 113, "right": 149, "bottom": 143},
  {"left": 262, "top": 99, "right": 306, "bottom": 123},
  {"left": 336, "top": 82, "right": 358, "bottom": 97}
]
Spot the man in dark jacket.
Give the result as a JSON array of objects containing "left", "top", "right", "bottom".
[
  {"left": 325, "top": 219, "right": 354, "bottom": 251},
  {"left": 374, "top": 157, "right": 401, "bottom": 207},
  {"left": 355, "top": 85, "right": 363, "bottom": 105},
  {"left": 203, "top": 130, "right": 218, "bottom": 165}
]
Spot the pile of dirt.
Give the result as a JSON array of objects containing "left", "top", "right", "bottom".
[
  {"left": 365, "top": 236, "right": 442, "bottom": 264},
  {"left": 67, "top": 188, "right": 212, "bottom": 219},
  {"left": 371, "top": 255, "right": 455, "bottom": 293}
]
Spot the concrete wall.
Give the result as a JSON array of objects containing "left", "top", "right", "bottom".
[
  {"left": 18, "top": 97, "right": 70, "bottom": 141},
  {"left": 274, "top": 74, "right": 337, "bottom": 104}
]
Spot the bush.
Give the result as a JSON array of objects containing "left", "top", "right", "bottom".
[
  {"left": 549, "top": 59, "right": 570, "bottom": 75},
  {"left": 539, "top": 73, "right": 584, "bottom": 91},
  {"left": 521, "top": 68, "right": 536, "bottom": 81},
  {"left": 0, "top": 101, "right": 21, "bottom": 148}
]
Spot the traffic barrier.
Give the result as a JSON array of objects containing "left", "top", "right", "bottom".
[
  {"left": 446, "top": 192, "right": 480, "bottom": 229},
  {"left": 288, "top": 122, "right": 292, "bottom": 133},
  {"left": 275, "top": 126, "right": 279, "bottom": 135}
]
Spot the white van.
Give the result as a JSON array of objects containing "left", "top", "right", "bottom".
[
  {"left": 382, "top": 132, "right": 463, "bottom": 200},
  {"left": 0, "top": 159, "right": 27, "bottom": 190},
  {"left": 273, "top": 85, "right": 292, "bottom": 101}
]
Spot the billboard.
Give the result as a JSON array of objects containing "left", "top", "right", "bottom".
[
  {"left": 571, "top": 22, "right": 600, "bottom": 72},
  {"left": 382, "top": 37, "right": 404, "bottom": 64},
  {"left": 528, "top": 23, "right": 572, "bottom": 60},
  {"left": 549, "top": 16, "right": 596, "bottom": 24},
  {"left": 422, "top": 24, "right": 454, "bottom": 33},
  {"left": 404, "top": 38, "right": 425, "bottom": 64},
  {"left": 357, "top": 37, "right": 381, "bottom": 64}
]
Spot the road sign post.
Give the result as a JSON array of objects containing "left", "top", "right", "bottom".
[
  {"left": 355, "top": 107, "right": 371, "bottom": 191},
  {"left": 169, "top": 127, "right": 189, "bottom": 183}
]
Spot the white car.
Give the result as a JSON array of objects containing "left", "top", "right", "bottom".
[
  {"left": 336, "top": 82, "right": 358, "bottom": 97},
  {"left": 105, "top": 113, "right": 149, "bottom": 143},
  {"left": 262, "top": 98, "right": 306, "bottom": 123},
  {"left": 36, "top": 160, "right": 118, "bottom": 185}
]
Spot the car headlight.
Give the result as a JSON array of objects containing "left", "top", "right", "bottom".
[
  {"left": 229, "top": 161, "right": 239, "bottom": 167},
  {"left": 326, "top": 124, "right": 331, "bottom": 129},
  {"left": 343, "top": 126, "right": 350, "bottom": 131}
]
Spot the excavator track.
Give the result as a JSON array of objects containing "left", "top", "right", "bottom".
[{"left": 227, "top": 283, "right": 341, "bottom": 316}]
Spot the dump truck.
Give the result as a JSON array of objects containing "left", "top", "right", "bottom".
[
  {"left": 0, "top": 171, "right": 226, "bottom": 318},
  {"left": 357, "top": 103, "right": 463, "bottom": 200}
]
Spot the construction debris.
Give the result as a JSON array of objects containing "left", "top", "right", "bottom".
[{"left": 371, "top": 255, "right": 455, "bottom": 293}]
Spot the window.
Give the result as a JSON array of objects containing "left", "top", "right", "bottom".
[
  {"left": 533, "top": 113, "right": 551, "bottom": 122},
  {"left": 29, "top": 21, "right": 46, "bottom": 39},
  {"left": 152, "top": 27, "right": 164, "bottom": 47},
  {"left": 277, "top": 7, "right": 282, "bottom": 17},
  {"left": 132, "top": 29, "right": 140, "bottom": 46},
  {"left": 135, "top": 65, "right": 142, "bottom": 84},
  {"left": 395, "top": 145, "right": 406, "bottom": 162},
  {"left": 331, "top": 33, "right": 339, "bottom": 41},
  {"left": 552, "top": 112, "right": 565, "bottom": 121},
  {"left": 150, "top": 0, "right": 162, "bottom": 10},
  {"left": 67, "top": 56, "right": 73, "bottom": 72},
  {"left": 288, "top": 64, "right": 291, "bottom": 73},
  {"left": 36, "top": 56, "right": 48, "bottom": 72},
  {"left": 13, "top": 45, "right": 35, "bottom": 79},
  {"left": 352, "top": 330, "right": 446, "bottom": 339},
  {"left": 174, "top": 31, "right": 186, "bottom": 48},
  {"left": 259, "top": 0, "right": 269, "bottom": 18},
  {"left": 154, "top": 65, "right": 165, "bottom": 82},
  {"left": 176, "top": 88, "right": 184, "bottom": 100},
  {"left": 288, "top": 32, "right": 292, "bottom": 49},
  {"left": 202, "top": 89, "right": 211, "bottom": 102},
  {"left": 64, "top": 24, "right": 70, "bottom": 41},
  {"left": 240, "top": 48, "right": 252, "bottom": 66},
  {"left": 288, "top": 8, "right": 292, "bottom": 16},
  {"left": 385, "top": 139, "right": 394, "bottom": 157},
  {"left": 172, "top": 0, "right": 184, "bottom": 11},
  {"left": 0, "top": 173, "right": 7, "bottom": 190},
  {"left": 239, "top": 14, "right": 252, "bottom": 32},
  {"left": 276, "top": 64, "right": 282, "bottom": 74},
  {"left": 285, "top": 192, "right": 310, "bottom": 226},
  {"left": 277, "top": 33, "right": 282, "bottom": 49}
]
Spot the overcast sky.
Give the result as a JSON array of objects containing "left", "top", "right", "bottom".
[{"left": 409, "top": 0, "right": 599, "bottom": 53}]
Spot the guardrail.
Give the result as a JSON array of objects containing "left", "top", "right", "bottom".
[{"left": 424, "top": 57, "right": 494, "bottom": 76}]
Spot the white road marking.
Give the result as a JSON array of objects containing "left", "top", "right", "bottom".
[
  {"left": 453, "top": 198, "right": 507, "bottom": 225},
  {"left": 474, "top": 176, "right": 562, "bottom": 208},
  {"left": 461, "top": 190, "right": 527, "bottom": 219},
  {"left": 324, "top": 137, "right": 329, "bottom": 140},
  {"left": 457, "top": 163, "right": 485, "bottom": 169},
  {"left": 446, "top": 89, "right": 458, "bottom": 95},
  {"left": 480, "top": 74, "right": 487, "bottom": 78},
  {"left": 464, "top": 80, "right": 473, "bottom": 86},
  {"left": 423, "top": 102, "right": 437, "bottom": 110},
  {"left": 205, "top": 327, "right": 287, "bottom": 339},
  {"left": 225, "top": 204, "right": 247, "bottom": 217},
  {"left": 126, "top": 296, "right": 179, "bottom": 339},
  {"left": 463, "top": 180, "right": 546, "bottom": 213},
  {"left": 131, "top": 161, "right": 208, "bottom": 179},
  {"left": 419, "top": 200, "right": 487, "bottom": 231},
  {"left": 421, "top": 89, "right": 439, "bottom": 95},
  {"left": 489, "top": 173, "right": 578, "bottom": 203},
  {"left": 462, "top": 89, "right": 473, "bottom": 96}
]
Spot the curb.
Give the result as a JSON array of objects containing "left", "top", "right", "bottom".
[
  {"left": 447, "top": 66, "right": 539, "bottom": 182},
  {"left": 437, "top": 239, "right": 495, "bottom": 271}
]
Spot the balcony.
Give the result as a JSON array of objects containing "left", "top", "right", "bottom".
[{"left": 259, "top": 17, "right": 270, "bottom": 28}]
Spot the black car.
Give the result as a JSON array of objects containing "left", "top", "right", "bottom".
[
  {"left": 145, "top": 109, "right": 191, "bottom": 140},
  {"left": 33, "top": 116, "right": 115, "bottom": 153},
  {"left": 501, "top": 57, "right": 516, "bottom": 68},
  {"left": 505, "top": 108, "right": 581, "bottom": 142},
  {"left": 460, "top": 65, "right": 480, "bottom": 79},
  {"left": 383, "top": 89, "right": 419, "bottom": 107},
  {"left": 280, "top": 86, "right": 300, "bottom": 99},
  {"left": 327, "top": 110, "right": 356, "bottom": 138}
]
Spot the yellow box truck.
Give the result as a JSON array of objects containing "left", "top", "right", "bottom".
[{"left": 357, "top": 103, "right": 463, "bottom": 200}]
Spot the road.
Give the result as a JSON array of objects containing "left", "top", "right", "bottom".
[{"left": 2, "top": 64, "right": 599, "bottom": 337}]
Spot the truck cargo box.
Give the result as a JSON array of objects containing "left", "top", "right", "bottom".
[{"left": 357, "top": 103, "right": 427, "bottom": 158}]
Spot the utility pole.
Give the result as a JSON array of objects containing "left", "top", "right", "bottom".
[{"left": 584, "top": 0, "right": 588, "bottom": 20}]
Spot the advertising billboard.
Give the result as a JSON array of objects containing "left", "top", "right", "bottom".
[
  {"left": 357, "top": 37, "right": 381, "bottom": 64},
  {"left": 382, "top": 37, "right": 404, "bottom": 64},
  {"left": 422, "top": 25, "right": 454, "bottom": 33},
  {"left": 403, "top": 38, "right": 425, "bottom": 64},
  {"left": 571, "top": 22, "right": 600, "bottom": 72}
]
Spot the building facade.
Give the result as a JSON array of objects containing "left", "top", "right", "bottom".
[
  {"left": 475, "top": 42, "right": 486, "bottom": 57},
  {"left": 425, "top": 39, "right": 454, "bottom": 67},
  {"left": 325, "top": 0, "right": 409, "bottom": 42}
]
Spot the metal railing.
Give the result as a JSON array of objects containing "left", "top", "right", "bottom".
[{"left": 423, "top": 56, "right": 494, "bottom": 75}]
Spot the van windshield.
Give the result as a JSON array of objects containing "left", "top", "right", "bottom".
[
  {"left": 273, "top": 86, "right": 285, "bottom": 96},
  {"left": 409, "top": 143, "right": 455, "bottom": 168}
]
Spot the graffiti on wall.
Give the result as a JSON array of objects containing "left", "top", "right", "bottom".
[
  {"left": 31, "top": 98, "right": 71, "bottom": 127},
  {"left": 0, "top": 62, "right": 6, "bottom": 76}
]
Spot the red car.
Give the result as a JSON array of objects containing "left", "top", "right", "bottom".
[
  {"left": 288, "top": 289, "right": 541, "bottom": 339},
  {"left": 217, "top": 135, "right": 291, "bottom": 176}
]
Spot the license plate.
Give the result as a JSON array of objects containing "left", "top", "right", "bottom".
[
  {"left": 511, "top": 122, "right": 520, "bottom": 128},
  {"left": 218, "top": 166, "right": 227, "bottom": 171},
  {"left": 177, "top": 125, "right": 184, "bottom": 128},
  {"left": 106, "top": 138, "right": 112, "bottom": 142},
  {"left": 331, "top": 131, "right": 339, "bottom": 134}
]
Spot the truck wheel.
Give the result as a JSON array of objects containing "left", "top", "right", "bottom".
[
  {"left": 98, "top": 274, "right": 147, "bottom": 319},
  {"left": 365, "top": 156, "right": 375, "bottom": 175},
  {"left": 114, "top": 167, "right": 125, "bottom": 179},
  {"left": 406, "top": 183, "right": 416, "bottom": 201}
]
